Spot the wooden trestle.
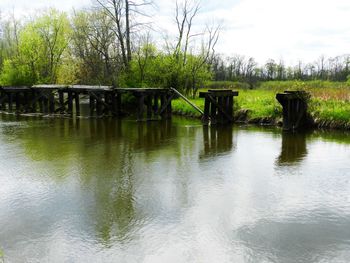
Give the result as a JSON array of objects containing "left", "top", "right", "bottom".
[
  {"left": 276, "top": 91, "right": 310, "bottom": 131},
  {"left": 199, "top": 89, "right": 239, "bottom": 124},
  {"left": 0, "top": 85, "right": 175, "bottom": 121}
]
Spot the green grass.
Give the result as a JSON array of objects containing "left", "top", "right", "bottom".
[
  {"left": 235, "top": 89, "right": 281, "bottom": 119},
  {"left": 172, "top": 80, "right": 350, "bottom": 128},
  {"left": 172, "top": 90, "right": 281, "bottom": 120},
  {"left": 172, "top": 98, "right": 204, "bottom": 118}
]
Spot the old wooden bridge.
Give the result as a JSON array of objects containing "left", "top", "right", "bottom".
[
  {"left": 0, "top": 84, "right": 311, "bottom": 130},
  {"left": 0, "top": 85, "right": 175, "bottom": 121}
]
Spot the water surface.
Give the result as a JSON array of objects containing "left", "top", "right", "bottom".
[{"left": 1, "top": 114, "right": 350, "bottom": 262}]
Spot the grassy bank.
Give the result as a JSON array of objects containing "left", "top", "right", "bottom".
[{"left": 172, "top": 80, "right": 350, "bottom": 129}]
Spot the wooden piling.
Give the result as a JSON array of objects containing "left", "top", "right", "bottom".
[
  {"left": 276, "top": 91, "right": 310, "bottom": 131},
  {"left": 8, "top": 93, "right": 13, "bottom": 112},
  {"left": 166, "top": 94, "right": 172, "bottom": 119},
  {"left": 67, "top": 91, "right": 73, "bottom": 115},
  {"left": 96, "top": 93, "right": 103, "bottom": 116},
  {"left": 116, "top": 94, "right": 122, "bottom": 116},
  {"left": 49, "top": 93, "right": 55, "bottom": 113},
  {"left": 58, "top": 91, "right": 65, "bottom": 114},
  {"left": 153, "top": 94, "right": 159, "bottom": 114},
  {"left": 15, "top": 93, "right": 21, "bottom": 113},
  {"left": 199, "top": 90, "right": 239, "bottom": 125},
  {"left": 43, "top": 97, "right": 49, "bottom": 113},
  {"left": 146, "top": 95, "right": 152, "bottom": 120},
  {"left": 89, "top": 94, "right": 95, "bottom": 116},
  {"left": 137, "top": 94, "right": 145, "bottom": 121},
  {"left": 74, "top": 92, "right": 80, "bottom": 116}
]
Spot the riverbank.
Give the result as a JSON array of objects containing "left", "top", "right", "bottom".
[{"left": 172, "top": 80, "right": 350, "bottom": 130}]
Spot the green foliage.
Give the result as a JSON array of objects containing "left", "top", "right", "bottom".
[
  {"left": 56, "top": 59, "right": 80, "bottom": 84},
  {"left": 0, "top": 9, "right": 71, "bottom": 85},
  {"left": 0, "top": 58, "right": 35, "bottom": 85},
  {"left": 0, "top": 9, "right": 213, "bottom": 90},
  {"left": 130, "top": 50, "right": 212, "bottom": 94}
]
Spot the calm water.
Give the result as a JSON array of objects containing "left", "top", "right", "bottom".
[{"left": 1, "top": 113, "right": 350, "bottom": 263}]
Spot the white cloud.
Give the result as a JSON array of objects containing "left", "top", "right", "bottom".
[{"left": 211, "top": 0, "right": 350, "bottom": 64}]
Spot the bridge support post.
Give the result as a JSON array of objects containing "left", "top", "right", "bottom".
[
  {"left": 199, "top": 90, "right": 238, "bottom": 125},
  {"left": 276, "top": 91, "right": 310, "bottom": 131}
]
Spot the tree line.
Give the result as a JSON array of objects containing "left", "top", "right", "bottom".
[
  {"left": 211, "top": 54, "right": 350, "bottom": 86},
  {"left": 0, "top": 0, "right": 219, "bottom": 97}
]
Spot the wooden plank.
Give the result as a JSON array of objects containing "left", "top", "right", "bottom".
[
  {"left": 200, "top": 90, "right": 239, "bottom": 98},
  {"left": 115, "top": 88, "right": 169, "bottom": 92},
  {"left": 171, "top": 88, "right": 203, "bottom": 115},
  {"left": 2, "top": 86, "right": 31, "bottom": 92},
  {"left": 70, "top": 85, "right": 113, "bottom": 92},
  {"left": 32, "top": 85, "right": 68, "bottom": 90}
]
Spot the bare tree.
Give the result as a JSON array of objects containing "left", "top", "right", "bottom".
[
  {"left": 187, "top": 24, "right": 221, "bottom": 97},
  {"left": 71, "top": 9, "right": 120, "bottom": 85},
  {"left": 316, "top": 55, "right": 326, "bottom": 80},
  {"left": 95, "top": 0, "right": 154, "bottom": 70},
  {"left": 173, "top": 0, "right": 200, "bottom": 65},
  {"left": 169, "top": 0, "right": 222, "bottom": 95}
]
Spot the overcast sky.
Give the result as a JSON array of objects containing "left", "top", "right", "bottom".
[{"left": 1, "top": 0, "right": 350, "bottom": 65}]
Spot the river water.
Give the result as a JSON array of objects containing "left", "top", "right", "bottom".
[{"left": 1, "top": 114, "right": 350, "bottom": 263}]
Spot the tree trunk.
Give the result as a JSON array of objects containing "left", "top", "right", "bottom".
[{"left": 125, "top": 0, "right": 132, "bottom": 66}]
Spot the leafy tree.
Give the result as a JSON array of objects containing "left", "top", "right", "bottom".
[{"left": 0, "top": 9, "right": 71, "bottom": 85}]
